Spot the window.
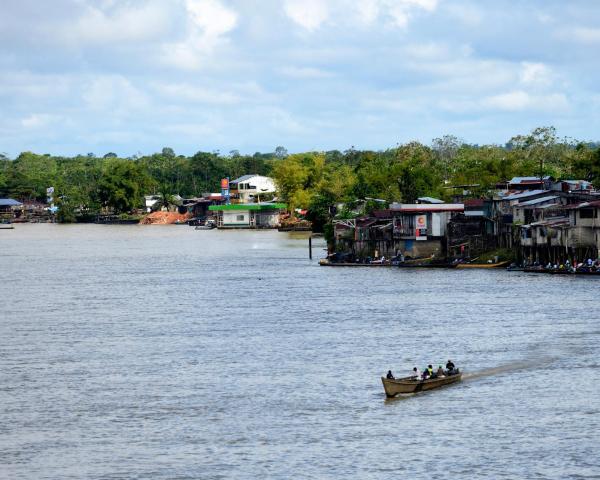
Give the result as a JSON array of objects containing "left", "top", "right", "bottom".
[
  {"left": 236, "top": 215, "right": 245, "bottom": 221},
  {"left": 580, "top": 208, "right": 595, "bottom": 219}
]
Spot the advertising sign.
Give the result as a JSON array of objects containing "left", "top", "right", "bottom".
[
  {"left": 415, "top": 214, "right": 428, "bottom": 241},
  {"left": 221, "top": 178, "right": 230, "bottom": 204}
]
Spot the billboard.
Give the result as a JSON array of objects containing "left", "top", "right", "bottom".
[
  {"left": 221, "top": 178, "right": 230, "bottom": 204},
  {"left": 415, "top": 214, "right": 428, "bottom": 241}
]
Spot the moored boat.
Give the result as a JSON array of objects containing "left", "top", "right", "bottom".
[
  {"left": 456, "top": 260, "right": 510, "bottom": 269},
  {"left": 381, "top": 372, "right": 462, "bottom": 397}
]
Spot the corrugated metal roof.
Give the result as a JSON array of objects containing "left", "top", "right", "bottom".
[
  {"left": 509, "top": 176, "right": 552, "bottom": 184},
  {"left": 209, "top": 202, "right": 286, "bottom": 211},
  {"left": 417, "top": 196, "right": 444, "bottom": 204},
  {"left": 502, "top": 190, "right": 546, "bottom": 201},
  {"left": 0, "top": 198, "right": 22, "bottom": 207},
  {"left": 389, "top": 203, "right": 464, "bottom": 212},
  {"left": 517, "top": 196, "right": 559, "bottom": 206},
  {"left": 563, "top": 200, "right": 600, "bottom": 209},
  {"left": 230, "top": 174, "right": 259, "bottom": 184}
]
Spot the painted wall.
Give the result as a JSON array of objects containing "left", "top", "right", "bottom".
[{"left": 223, "top": 210, "right": 250, "bottom": 226}]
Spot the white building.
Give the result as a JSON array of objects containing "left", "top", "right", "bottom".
[{"left": 230, "top": 175, "right": 276, "bottom": 203}]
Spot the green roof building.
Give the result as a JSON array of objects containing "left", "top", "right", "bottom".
[{"left": 208, "top": 203, "right": 287, "bottom": 228}]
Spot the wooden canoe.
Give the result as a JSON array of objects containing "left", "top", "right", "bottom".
[
  {"left": 381, "top": 372, "right": 463, "bottom": 397},
  {"left": 456, "top": 261, "right": 511, "bottom": 269}
]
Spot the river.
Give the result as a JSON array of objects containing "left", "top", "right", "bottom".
[{"left": 1, "top": 224, "right": 599, "bottom": 479}]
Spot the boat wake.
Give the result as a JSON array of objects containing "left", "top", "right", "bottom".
[{"left": 462, "top": 356, "right": 556, "bottom": 381}]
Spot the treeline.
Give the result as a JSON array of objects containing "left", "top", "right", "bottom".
[{"left": 1, "top": 127, "right": 600, "bottom": 225}]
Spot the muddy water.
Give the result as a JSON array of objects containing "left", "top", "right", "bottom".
[{"left": 1, "top": 224, "right": 599, "bottom": 479}]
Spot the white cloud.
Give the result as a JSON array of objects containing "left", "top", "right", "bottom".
[
  {"left": 21, "top": 114, "right": 64, "bottom": 129},
  {"left": 82, "top": 76, "right": 149, "bottom": 112},
  {"left": 279, "top": 66, "right": 335, "bottom": 79},
  {"left": 70, "top": 2, "right": 172, "bottom": 44},
  {"left": 185, "top": 0, "right": 238, "bottom": 37},
  {"left": 154, "top": 82, "right": 240, "bottom": 105},
  {"left": 283, "top": 0, "right": 438, "bottom": 30},
  {"left": 482, "top": 91, "right": 568, "bottom": 112},
  {"left": 519, "top": 62, "right": 553, "bottom": 87},
  {"left": 161, "top": 0, "right": 238, "bottom": 69},
  {"left": 570, "top": 26, "right": 600, "bottom": 44},
  {"left": 283, "top": 0, "right": 329, "bottom": 31}
]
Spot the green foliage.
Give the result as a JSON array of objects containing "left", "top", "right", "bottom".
[
  {"left": 3, "top": 126, "right": 600, "bottom": 225},
  {"left": 98, "top": 159, "right": 150, "bottom": 213}
]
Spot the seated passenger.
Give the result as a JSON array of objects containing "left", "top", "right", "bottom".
[
  {"left": 386, "top": 370, "right": 394, "bottom": 379},
  {"left": 436, "top": 365, "right": 445, "bottom": 377},
  {"left": 421, "top": 369, "right": 430, "bottom": 380},
  {"left": 446, "top": 359, "right": 455, "bottom": 374},
  {"left": 412, "top": 367, "right": 421, "bottom": 379},
  {"left": 427, "top": 364, "right": 435, "bottom": 378}
]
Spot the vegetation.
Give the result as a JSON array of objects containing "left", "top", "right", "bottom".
[{"left": 1, "top": 127, "right": 600, "bottom": 224}]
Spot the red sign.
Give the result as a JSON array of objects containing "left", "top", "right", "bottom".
[{"left": 221, "top": 178, "right": 229, "bottom": 189}]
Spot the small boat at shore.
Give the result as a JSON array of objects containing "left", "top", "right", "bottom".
[
  {"left": 456, "top": 260, "right": 510, "bottom": 269},
  {"left": 381, "top": 372, "right": 463, "bottom": 397},
  {"left": 524, "top": 267, "right": 600, "bottom": 276},
  {"left": 318, "top": 259, "right": 391, "bottom": 267}
]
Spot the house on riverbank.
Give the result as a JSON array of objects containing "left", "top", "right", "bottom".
[
  {"left": 209, "top": 203, "right": 286, "bottom": 228},
  {"left": 333, "top": 202, "right": 464, "bottom": 259},
  {"left": 229, "top": 175, "right": 276, "bottom": 204},
  {"left": 329, "top": 177, "right": 600, "bottom": 264}
]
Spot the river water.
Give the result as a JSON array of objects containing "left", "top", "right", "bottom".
[{"left": 1, "top": 224, "right": 599, "bottom": 479}]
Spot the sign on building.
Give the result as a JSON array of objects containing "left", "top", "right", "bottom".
[
  {"left": 221, "top": 178, "right": 230, "bottom": 204},
  {"left": 415, "top": 214, "right": 428, "bottom": 241}
]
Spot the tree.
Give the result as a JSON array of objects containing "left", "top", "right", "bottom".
[
  {"left": 162, "top": 147, "right": 175, "bottom": 158},
  {"left": 98, "top": 159, "right": 149, "bottom": 213},
  {"left": 103, "top": 152, "right": 118, "bottom": 159},
  {"left": 153, "top": 184, "right": 178, "bottom": 211},
  {"left": 274, "top": 146, "right": 288, "bottom": 159},
  {"left": 432, "top": 135, "right": 461, "bottom": 183}
]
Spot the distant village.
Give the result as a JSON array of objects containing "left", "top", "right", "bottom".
[
  {"left": 331, "top": 176, "right": 600, "bottom": 268},
  {"left": 0, "top": 174, "right": 297, "bottom": 229},
  {"left": 3, "top": 173, "right": 600, "bottom": 268}
]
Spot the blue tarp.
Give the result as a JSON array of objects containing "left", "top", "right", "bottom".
[{"left": 0, "top": 198, "right": 22, "bottom": 207}]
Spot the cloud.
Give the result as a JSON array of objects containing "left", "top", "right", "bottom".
[
  {"left": 70, "top": 1, "right": 173, "bottom": 45},
  {"left": 1, "top": 0, "right": 599, "bottom": 156},
  {"left": 570, "top": 26, "right": 600, "bottom": 44},
  {"left": 160, "top": 0, "right": 238, "bottom": 69},
  {"left": 519, "top": 62, "right": 553, "bottom": 87},
  {"left": 482, "top": 90, "right": 568, "bottom": 112},
  {"left": 21, "top": 114, "right": 65, "bottom": 129},
  {"left": 282, "top": 0, "right": 439, "bottom": 30},
  {"left": 82, "top": 76, "right": 149, "bottom": 113},
  {"left": 279, "top": 66, "right": 335, "bottom": 79},
  {"left": 153, "top": 82, "right": 240, "bottom": 105}
]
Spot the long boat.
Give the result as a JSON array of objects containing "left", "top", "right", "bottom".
[
  {"left": 456, "top": 260, "right": 511, "bottom": 269},
  {"left": 524, "top": 267, "right": 600, "bottom": 276},
  {"left": 381, "top": 372, "right": 463, "bottom": 397},
  {"left": 318, "top": 259, "right": 392, "bottom": 267}
]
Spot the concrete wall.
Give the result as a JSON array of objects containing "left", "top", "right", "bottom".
[{"left": 222, "top": 210, "right": 250, "bottom": 226}]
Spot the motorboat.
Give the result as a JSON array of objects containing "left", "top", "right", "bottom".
[{"left": 381, "top": 371, "right": 462, "bottom": 397}]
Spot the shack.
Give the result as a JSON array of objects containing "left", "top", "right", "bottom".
[{"left": 209, "top": 203, "right": 286, "bottom": 228}]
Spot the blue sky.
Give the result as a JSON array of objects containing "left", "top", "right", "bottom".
[{"left": 1, "top": 0, "right": 599, "bottom": 157}]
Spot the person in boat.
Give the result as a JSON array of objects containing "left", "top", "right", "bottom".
[
  {"left": 411, "top": 367, "right": 421, "bottom": 379},
  {"left": 436, "top": 365, "right": 445, "bottom": 377},
  {"left": 386, "top": 370, "right": 394, "bottom": 379},
  {"left": 446, "top": 360, "right": 455, "bottom": 374},
  {"left": 421, "top": 370, "right": 430, "bottom": 380},
  {"left": 427, "top": 365, "right": 434, "bottom": 377}
]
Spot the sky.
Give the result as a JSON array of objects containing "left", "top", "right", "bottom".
[{"left": 1, "top": 0, "right": 600, "bottom": 157}]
